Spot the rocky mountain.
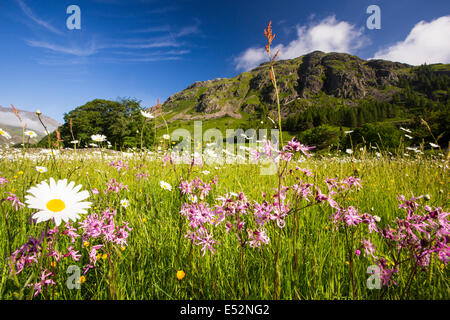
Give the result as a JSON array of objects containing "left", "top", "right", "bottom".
[
  {"left": 160, "top": 51, "right": 448, "bottom": 124},
  {"left": 0, "top": 106, "right": 61, "bottom": 145}
]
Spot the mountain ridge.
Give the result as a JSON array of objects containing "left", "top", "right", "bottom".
[
  {"left": 0, "top": 106, "right": 61, "bottom": 144},
  {"left": 160, "top": 51, "right": 448, "bottom": 123}
]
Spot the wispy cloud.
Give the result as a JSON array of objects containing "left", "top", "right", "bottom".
[
  {"left": 25, "top": 40, "right": 99, "bottom": 56},
  {"left": 18, "top": 1, "right": 200, "bottom": 66},
  {"left": 109, "top": 39, "right": 181, "bottom": 49},
  {"left": 16, "top": 0, "right": 63, "bottom": 35},
  {"left": 130, "top": 25, "right": 172, "bottom": 33},
  {"left": 234, "top": 16, "right": 366, "bottom": 71},
  {"left": 373, "top": 16, "right": 450, "bottom": 65}
]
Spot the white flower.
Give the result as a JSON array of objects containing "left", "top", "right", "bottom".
[
  {"left": 429, "top": 142, "right": 439, "bottom": 148},
  {"left": 400, "top": 127, "right": 412, "bottom": 133},
  {"left": 373, "top": 215, "right": 381, "bottom": 222},
  {"left": 162, "top": 134, "right": 170, "bottom": 140},
  {"left": 404, "top": 134, "right": 413, "bottom": 139},
  {"left": 70, "top": 140, "right": 79, "bottom": 144},
  {"left": 344, "top": 130, "right": 354, "bottom": 134},
  {"left": 376, "top": 152, "right": 381, "bottom": 158},
  {"left": 91, "top": 134, "right": 107, "bottom": 142},
  {"left": 188, "top": 194, "right": 198, "bottom": 203},
  {"left": 160, "top": 181, "right": 172, "bottom": 191},
  {"left": 201, "top": 170, "right": 210, "bottom": 175},
  {"left": 346, "top": 149, "right": 353, "bottom": 155},
  {"left": 36, "top": 109, "right": 42, "bottom": 115},
  {"left": 0, "top": 128, "right": 11, "bottom": 139},
  {"left": 140, "top": 110, "right": 154, "bottom": 119},
  {"left": 41, "top": 149, "right": 59, "bottom": 156},
  {"left": 24, "top": 178, "right": 91, "bottom": 226},
  {"left": 24, "top": 130, "right": 37, "bottom": 138},
  {"left": 89, "top": 143, "right": 98, "bottom": 147},
  {"left": 36, "top": 166, "right": 48, "bottom": 173},
  {"left": 424, "top": 194, "right": 431, "bottom": 201},
  {"left": 120, "top": 199, "right": 130, "bottom": 208}
]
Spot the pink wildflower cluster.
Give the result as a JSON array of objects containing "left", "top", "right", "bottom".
[
  {"left": 9, "top": 207, "right": 132, "bottom": 297},
  {"left": 9, "top": 236, "right": 42, "bottom": 274},
  {"left": 10, "top": 224, "right": 82, "bottom": 296},
  {"left": 5, "top": 192, "right": 25, "bottom": 211},
  {"left": 180, "top": 202, "right": 219, "bottom": 256},
  {"left": 105, "top": 178, "right": 128, "bottom": 194},
  {"left": 29, "top": 270, "right": 56, "bottom": 297},
  {"left": 0, "top": 176, "right": 9, "bottom": 185},
  {"left": 281, "top": 137, "right": 316, "bottom": 160},
  {"left": 109, "top": 160, "right": 128, "bottom": 172},
  {"left": 135, "top": 172, "right": 150, "bottom": 180},
  {"left": 79, "top": 208, "right": 132, "bottom": 273},
  {"left": 381, "top": 194, "right": 449, "bottom": 268},
  {"left": 353, "top": 194, "right": 449, "bottom": 288},
  {"left": 179, "top": 177, "right": 218, "bottom": 200}
]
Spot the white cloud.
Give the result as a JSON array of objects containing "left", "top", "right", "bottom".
[
  {"left": 373, "top": 16, "right": 450, "bottom": 65},
  {"left": 26, "top": 40, "right": 99, "bottom": 56},
  {"left": 234, "top": 16, "right": 365, "bottom": 71},
  {"left": 16, "top": 0, "right": 62, "bottom": 35}
]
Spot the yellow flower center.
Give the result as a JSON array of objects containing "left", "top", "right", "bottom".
[{"left": 46, "top": 199, "right": 66, "bottom": 212}]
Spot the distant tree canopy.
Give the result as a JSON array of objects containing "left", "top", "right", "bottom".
[{"left": 39, "top": 98, "right": 155, "bottom": 149}]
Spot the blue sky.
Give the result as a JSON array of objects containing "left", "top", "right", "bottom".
[{"left": 0, "top": 0, "right": 449, "bottom": 123}]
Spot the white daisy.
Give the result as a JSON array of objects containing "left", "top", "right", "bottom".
[
  {"left": 160, "top": 180, "right": 172, "bottom": 191},
  {"left": 345, "top": 149, "right": 353, "bottom": 155},
  {"left": 24, "top": 130, "right": 37, "bottom": 138},
  {"left": 25, "top": 178, "right": 92, "bottom": 226},
  {"left": 140, "top": 110, "right": 154, "bottom": 119},
  {"left": 91, "top": 134, "right": 107, "bottom": 142},
  {"left": 162, "top": 134, "right": 170, "bottom": 140},
  {"left": 120, "top": 199, "right": 130, "bottom": 208},
  {"left": 36, "top": 166, "right": 48, "bottom": 173},
  {"left": 41, "top": 149, "right": 60, "bottom": 156},
  {"left": 188, "top": 194, "right": 198, "bottom": 203},
  {"left": 0, "top": 128, "right": 11, "bottom": 139},
  {"left": 429, "top": 142, "right": 439, "bottom": 148}
]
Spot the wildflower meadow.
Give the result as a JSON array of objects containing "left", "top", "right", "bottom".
[
  {"left": 0, "top": 132, "right": 448, "bottom": 300},
  {"left": 0, "top": 19, "right": 448, "bottom": 302}
]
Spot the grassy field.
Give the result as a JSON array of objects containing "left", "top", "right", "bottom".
[{"left": 0, "top": 145, "right": 448, "bottom": 300}]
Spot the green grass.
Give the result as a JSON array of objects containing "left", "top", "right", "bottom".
[{"left": 0, "top": 148, "right": 448, "bottom": 300}]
